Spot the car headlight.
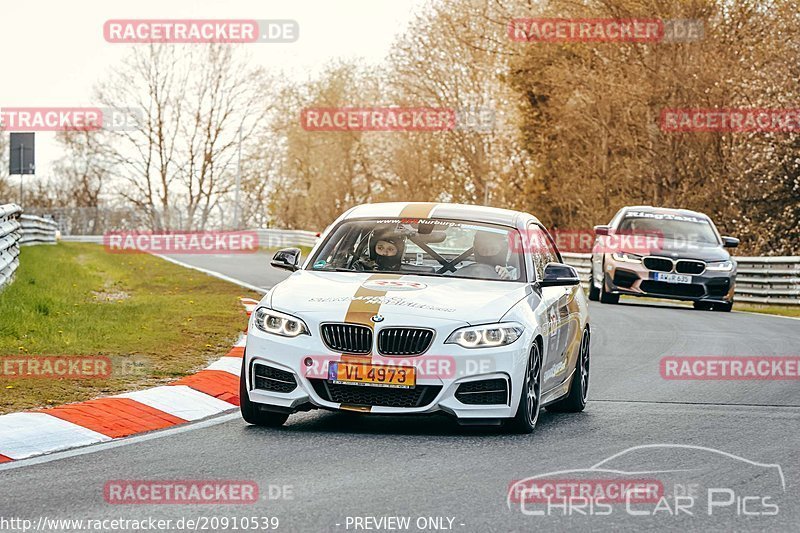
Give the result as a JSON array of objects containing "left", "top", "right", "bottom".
[
  {"left": 706, "top": 260, "right": 734, "bottom": 272},
  {"left": 445, "top": 323, "right": 523, "bottom": 349},
  {"left": 611, "top": 252, "right": 643, "bottom": 264},
  {"left": 253, "top": 307, "right": 309, "bottom": 337}
]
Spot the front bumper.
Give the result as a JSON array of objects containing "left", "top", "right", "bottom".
[
  {"left": 599, "top": 254, "right": 736, "bottom": 303},
  {"left": 243, "top": 315, "right": 531, "bottom": 419}
]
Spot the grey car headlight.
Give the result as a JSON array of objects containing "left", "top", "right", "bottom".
[
  {"left": 253, "top": 307, "right": 309, "bottom": 337},
  {"left": 445, "top": 323, "right": 524, "bottom": 349},
  {"left": 706, "top": 260, "right": 734, "bottom": 272}
]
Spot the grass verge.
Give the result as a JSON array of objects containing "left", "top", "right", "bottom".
[{"left": 0, "top": 242, "right": 259, "bottom": 414}]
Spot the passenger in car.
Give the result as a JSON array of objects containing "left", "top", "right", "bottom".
[{"left": 472, "top": 231, "right": 517, "bottom": 280}]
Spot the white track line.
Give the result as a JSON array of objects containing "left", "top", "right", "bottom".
[{"left": 154, "top": 254, "right": 267, "bottom": 295}]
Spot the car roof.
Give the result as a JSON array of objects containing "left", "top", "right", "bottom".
[
  {"left": 618, "top": 205, "right": 711, "bottom": 220},
  {"left": 342, "top": 202, "right": 540, "bottom": 227}
]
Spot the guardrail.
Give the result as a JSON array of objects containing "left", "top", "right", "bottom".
[
  {"left": 0, "top": 204, "right": 23, "bottom": 291},
  {"left": 19, "top": 214, "right": 59, "bottom": 246},
  {"left": 561, "top": 252, "right": 800, "bottom": 306},
  {"left": 253, "top": 228, "right": 318, "bottom": 248}
]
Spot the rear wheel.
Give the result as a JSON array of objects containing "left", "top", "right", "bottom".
[
  {"left": 240, "top": 359, "right": 290, "bottom": 427},
  {"left": 507, "top": 342, "right": 542, "bottom": 434},
  {"left": 547, "top": 328, "right": 590, "bottom": 413}
]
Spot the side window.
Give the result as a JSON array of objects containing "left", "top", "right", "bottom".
[{"left": 526, "top": 223, "right": 561, "bottom": 280}]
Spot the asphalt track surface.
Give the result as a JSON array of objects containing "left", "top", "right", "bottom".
[{"left": 1, "top": 252, "right": 798, "bottom": 532}]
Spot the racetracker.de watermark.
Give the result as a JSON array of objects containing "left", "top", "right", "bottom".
[
  {"left": 510, "top": 229, "right": 664, "bottom": 254},
  {"left": 0, "top": 356, "right": 111, "bottom": 379},
  {"left": 104, "top": 480, "right": 260, "bottom": 504},
  {"left": 104, "top": 19, "right": 299, "bottom": 43},
  {"left": 103, "top": 231, "right": 259, "bottom": 254},
  {"left": 661, "top": 108, "right": 800, "bottom": 132},
  {"left": 0, "top": 107, "right": 143, "bottom": 132},
  {"left": 660, "top": 356, "right": 800, "bottom": 380},
  {"left": 508, "top": 18, "right": 703, "bottom": 43},
  {"left": 299, "top": 354, "right": 497, "bottom": 380},
  {"left": 300, "top": 107, "right": 495, "bottom": 132}
]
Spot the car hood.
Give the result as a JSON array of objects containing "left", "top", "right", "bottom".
[
  {"left": 268, "top": 270, "right": 529, "bottom": 324},
  {"left": 650, "top": 239, "right": 731, "bottom": 262}
]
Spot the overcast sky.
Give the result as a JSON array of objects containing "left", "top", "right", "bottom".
[{"left": 0, "top": 0, "right": 427, "bottom": 185}]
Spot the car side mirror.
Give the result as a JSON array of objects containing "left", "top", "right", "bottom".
[
  {"left": 594, "top": 225, "right": 610, "bottom": 236},
  {"left": 539, "top": 262, "right": 581, "bottom": 287},
  {"left": 721, "top": 236, "right": 739, "bottom": 248},
  {"left": 271, "top": 248, "right": 301, "bottom": 272}
]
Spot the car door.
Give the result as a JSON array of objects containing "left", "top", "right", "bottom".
[{"left": 526, "top": 223, "right": 565, "bottom": 390}]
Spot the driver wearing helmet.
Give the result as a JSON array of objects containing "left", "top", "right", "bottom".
[
  {"left": 471, "top": 231, "right": 516, "bottom": 280},
  {"left": 354, "top": 230, "right": 406, "bottom": 272}
]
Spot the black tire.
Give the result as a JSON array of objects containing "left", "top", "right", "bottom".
[
  {"left": 714, "top": 301, "right": 733, "bottom": 312},
  {"left": 547, "top": 328, "right": 590, "bottom": 413},
  {"left": 239, "top": 359, "right": 290, "bottom": 427},
  {"left": 588, "top": 277, "right": 600, "bottom": 301},
  {"left": 693, "top": 301, "right": 710, "bottom": 311},
  {"left": 599, "top": 282, "right": 619, "bottom": 304},
  {"left": 507, "top": 341, "right": 543, "bottom": 434}
]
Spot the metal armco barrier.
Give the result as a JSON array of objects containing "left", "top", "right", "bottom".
[
  {"left": 561, "top": 252, "right": 800, "bottom": 306},
  {"left": 0, "top": 204, "right": 23, "bottom": 290},
  {"left": 19, "top": 214, "right": 59, "bottom": 246},
  {"left": 253, "top": 228, "right": 318, "bottom": 248}
]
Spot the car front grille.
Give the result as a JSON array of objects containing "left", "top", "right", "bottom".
[
  {"left": 640, "top": 280, "right": 705, "bottom": 298},
  {"left": 455, "top": 378, "right": 509, "bottom": 405},
  {"left": 321, "top": 323, "right": 373, "bottom": 354},
  {"left": 309, "top": 379, "right": 441, "bottom": 408},
  {"left": 675, "top": 260, "right": 705, "bottom": 274},
  {"left": 253, "top": 363, "right": 297, "bottom": 393},
  {"left": 377, "top": 328, "right": 434, "bottom": 356},
  {"left": 643, "top": 257, "right": 673, "bottom": 272}
]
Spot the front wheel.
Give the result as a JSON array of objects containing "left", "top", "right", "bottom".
[
  {"left": 588, "top": 277, "right": 600, "bottom": 301},
  {"left": 240, "top": 359, "right": 290, "bottom": 427},
  {"left": 507, "top": 342, "right": 542, "bottom": 434},
  {"left": 547, "top": 328, "right": 590, "bottom": 413},
  {"left": 599, "top": 283, "right": 619, "bottom": 304}
]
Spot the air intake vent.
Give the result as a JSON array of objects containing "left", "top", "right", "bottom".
[
  {"left": 310, "top": 379, "right": 441, "bottom": 408},
  {"left": 377, "top": 328, "right": 434, "bottom": 356},
  {"left": 253, "top": 363, "right": 297, "bottom": 393},
  {"left": 321, "top": 324, "right": 373, "bottom": 354},
  {"left": 455, "top": 378, "right": 509, "bottom": 405}
]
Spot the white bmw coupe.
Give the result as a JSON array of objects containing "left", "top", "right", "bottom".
[{"left": 241, "top": 202, "right": 590, "bottom": 433}]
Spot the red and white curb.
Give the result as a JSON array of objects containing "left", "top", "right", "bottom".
[{"left": 0, "top": 298, "right": 259, "bottom": 464}]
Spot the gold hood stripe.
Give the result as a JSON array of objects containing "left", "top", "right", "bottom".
[{"left": 399, "top": 202, "right": 438, "bottom": 219}]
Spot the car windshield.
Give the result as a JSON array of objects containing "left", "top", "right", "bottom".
[
  {"left": 617, "top": 213, "right": 720, "bottom": 245},
  {"left": 307, "top": 218, "right": 525, "bottom": 282}
]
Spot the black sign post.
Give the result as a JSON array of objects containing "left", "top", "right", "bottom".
[{"left": 9, "top": 132, "right": 35, "bottom": 205}]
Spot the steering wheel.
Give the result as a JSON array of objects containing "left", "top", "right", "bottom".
[{"left": 455, "top": 262, "right": 500, "bottom": 279}]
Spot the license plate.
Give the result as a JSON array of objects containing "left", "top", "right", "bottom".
[
  {"left": 328, "top": 362, "right": 415, "bottom": 389},
  {"left": 654, "top": 272, "right": 692, "bottom": 284}
]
